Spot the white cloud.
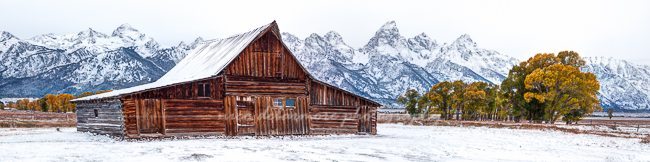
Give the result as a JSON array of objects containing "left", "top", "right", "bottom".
[{"left": 1, "top": 0, "right": 648, "bottom": 64}]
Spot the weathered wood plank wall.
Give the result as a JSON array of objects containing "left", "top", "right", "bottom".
[
  {"left": 121, "top": 76, "right": 225, "bottom": 137},
  {"left": 252, "top": 96, "right": 309, "bottom": 135},
  {"left": 309, "top": 81, "right": 379, "bottom": 135},
  {"left": 76, "top": 99, "right": 124, "bottom": 136},
  {"left": 225, "top": 79, "right": 307, "bottom": 96},
  {"left": 163, "top": 99, "right": 225, "bottom": 135},
  {"left": 225, "top": 32, "right": 306, "bottom": 81}
]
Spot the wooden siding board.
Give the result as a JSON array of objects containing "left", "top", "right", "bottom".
[
  {"left": 76, "top": 99, "right": 124, "bottom": 136},
  {"left": 308, "top": 81, "right": 380, "bottom": 135}
]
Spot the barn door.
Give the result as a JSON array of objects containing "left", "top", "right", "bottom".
[
  {"left": 137, "top": 99, "right": 163, "bottom": 134},
  {"left": 358, "top": 106, "right": 372, "bottom": 134},
  {"left": 236, "top": 96, "right": 256, "bottom": 135}
]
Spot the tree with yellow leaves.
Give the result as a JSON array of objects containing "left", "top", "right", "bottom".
[
  {"left": 59, "top": 94, "right": 75, "bottom": 112},
  {"left": 27, "top": 100, "right": 40, "bottom": 111},
  {"left": 462, "top": 82, "right": 488, "bottom": 120},
  {"left": 524, "top": 64, "right": 600, "bottom": 124},
  {"left": 450, "top": 81, "right": 467, "bottom": 120},
  {"left": 17, "top": 99, "right": 30, "bottom": 110},
  {"left": 426, "top": 81, "right": 454, "bottom": 119},
  {"left": 44, "top": 94, "right": 59, "bottom": 112}
]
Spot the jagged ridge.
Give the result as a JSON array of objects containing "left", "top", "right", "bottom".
[{"left": 0, "top": 25, "right": 205, "bottom": 97}]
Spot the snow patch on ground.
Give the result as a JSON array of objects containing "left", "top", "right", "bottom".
[{"left": 0, "top": 124, "right": 649, "bottom": 161}]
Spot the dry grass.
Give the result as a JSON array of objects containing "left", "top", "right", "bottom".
[
  {"left": 642, "top": 136, "right": 650, "bottom": 144},
  {"left": 0, "top": 110, "right": 76, "bottom": 128},
  {"left": 0, "top": 120, "right": 76, "bottom": 128}
]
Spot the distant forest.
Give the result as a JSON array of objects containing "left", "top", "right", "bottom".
[{"left": 0, "top": 90, "right": 112, "bottom": 112}]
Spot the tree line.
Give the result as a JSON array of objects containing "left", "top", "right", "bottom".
[
  {"left": 397, "top": 51, "right": 601, "bottom": 124},
  {"left": 0, "top": 90, "right": 112, "bottom": 113}
]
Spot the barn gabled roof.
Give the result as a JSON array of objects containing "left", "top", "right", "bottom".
[{"left": 72, "top": 21, "right": 381, "bottom": 106}]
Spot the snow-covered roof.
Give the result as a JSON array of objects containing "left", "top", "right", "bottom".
[{"left": 72, "top": 22, "right": 273, "bottom": 101}]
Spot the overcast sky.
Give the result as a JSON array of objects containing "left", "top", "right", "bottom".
[{"left": 1, "top": 0, "right": 649, "bottom": 65}]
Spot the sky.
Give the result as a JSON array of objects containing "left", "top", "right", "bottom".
[{"left": 1, "top": 0, "right": 649, "bottom": 65}]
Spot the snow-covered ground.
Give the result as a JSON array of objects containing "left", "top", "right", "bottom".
[
  {"left": 1, "top": 124, "right": 649, "bottom": 162},
  {"left": 556, "top": 123, "right": 650, "bottom": 137}
]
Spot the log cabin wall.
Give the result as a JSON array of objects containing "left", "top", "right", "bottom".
[
  {"left": 76, "top": 99, "right": 124, "bottom": 136},
  {"left": 121, "top": 76, "right": 226, "bottom": 138},
  {"left": 309, "top": 81, "right": 378, "bottom": 135}
]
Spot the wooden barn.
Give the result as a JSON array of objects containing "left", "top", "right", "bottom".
[{"left": 71, "top": 21, "right": 381, "bottom": 138}]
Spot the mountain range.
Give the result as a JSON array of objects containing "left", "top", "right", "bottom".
[{"left": 1, "top": 21, "right": 649, "bottom": 111}]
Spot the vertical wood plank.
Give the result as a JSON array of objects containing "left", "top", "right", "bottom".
[{"left": 161, "top": 99, "right": 167, "bottom": 135}]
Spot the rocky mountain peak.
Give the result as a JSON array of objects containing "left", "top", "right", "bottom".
[
  {"left": 408, "top": 32, "right": 437, "bottom": 50},
  {"left": 380, "top": 21, "right": 398, "bottom": 30},
  {"left": 324, "top": 31, "right": 344, "bottom": 44},
  {"left": 177, "top": 41, "right": 187, "bottom": 48},
  {"left": 307, "top": 33, "right": 322, "bottom": 40},
  {"left": 415, "top": 32, "right": 429, "bottom": 39},
  {"left": 113, "top": 24, "right": 137, "bottom": 33},
  {"left": 363, "top": 21, "right": 403, "bottom": 50},
  {"left": 280, "top": 33, "right": 302, "bottom": 53},
  {"left": 192, "top": 37, "right": 204, "bottom": 44},
  {"left": 451, "top": 34, "right": 477, "bottom": 48},
  {"left": 375, "top": 21, "right": 400, "bottom": 38},
  {"left": 76, "top": 28, "right": 108, "bottom": 40},
  {"left": 1, "top": 31, "right": 17, "bottom": 42},
  {"left": 281, "top": 32, "right": 300, "bottom": 43},
  {"left": 112, "top": 24, "right": 145, "bottom": 41}
]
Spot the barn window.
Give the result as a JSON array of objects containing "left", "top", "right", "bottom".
[
  {"left": 198, "top": 82, "right": 211, "bottom": 98},
  {"left": 93, "top": 109, "right": 98, "bottom": 118},
  {"left": 285, "top": 98, "right": 296, "bottom": 108},
  {"left": 273, "top": 98, "right": 283, "bottom": 107}
]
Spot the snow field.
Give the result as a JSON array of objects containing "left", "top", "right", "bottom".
[{"left": 0, "top": 124, "right": 649, "bottom": 161}]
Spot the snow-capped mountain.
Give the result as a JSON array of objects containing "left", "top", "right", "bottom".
[
  {"left": 582, "top": 57, "right": 650, "bottom": 111},
  {"left": 283, "top": 21, "right": 649, "bottom": 111},
  {"left": 1, "top": 21, "right": 649, "bottom": 111},
  {"left": 284, "top": 21, "right": 518, "bottom": 107},
  {"left": 0, "top": 25, "right": 204, "bottom": 97}
]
